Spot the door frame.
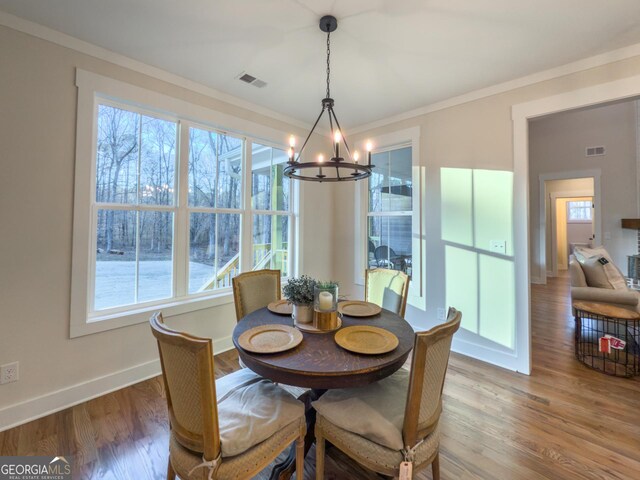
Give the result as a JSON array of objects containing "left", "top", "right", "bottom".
[
  {"left": 539, "top": 172, "right": 600, "bottom": 279},
  {"left": 512, "top": 73, "right": 640, "bottom": 375},
  {"left": 550, "top": 193, "right": 593, "bottom": 275}
]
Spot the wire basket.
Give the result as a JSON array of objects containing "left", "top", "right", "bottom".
[{"left": 574, "top": 306, "right": 640, "bottom": 377}]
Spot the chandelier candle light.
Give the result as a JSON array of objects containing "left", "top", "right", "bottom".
[{"left": 285, "top": 15, "right": 374, "bottom": 183}]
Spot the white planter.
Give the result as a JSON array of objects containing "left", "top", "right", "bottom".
[{"left": 292, "top": 304, "right": 313, "bottom": 324}]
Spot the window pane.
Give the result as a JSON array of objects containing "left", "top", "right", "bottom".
[
  {"left": 96, "top": 105, "right": 139, "bottom": 204},
  {"left": 139, "top": 116, "right": 177, "bottom": 206},
  {"left": 189, "top": 213, "right": 216, "bottom": 293},
  {"left": 189, "top": 213, "right": 241, "bottom": 293},
  {"left": 368, "top": 215, "right": 412, "bottom": 276},
  {"left": 95, "top": 209, "right": 137, "bottom": 310},
  {"left": 388, "top": 147, "right": 412, "bottom": 212},
  {"left": 368, "top": 146, "right": 412, "bottom": 213},
  {"left": 216, "top": 214, "right": 241, "bottom": 287},
  {"left": 273, "top": 149, "right": 290, "bottom": 211},
  {"left": 368, "top": 152, "right": 388, "bottom": 213},
  {"left": 567, "top": 201, "right": 592, "bottom": 221},
  {"left": 217, "top": 135, "right": 243, "bottom": 209},
  {"left": 189, "top": 128, "right": 217, "bottom": 207},
  {"left": 138, "top": 211, "right": 173, "bottom": 303},
  {"left": 253, "top": 214, "right": 289, "bottom": 276},
  {"left": 252, "top": 143, "right": 290, "bottom": 211}
]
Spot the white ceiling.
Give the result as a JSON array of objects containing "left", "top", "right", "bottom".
[{"left": 2, "top": 0, "right": 640, "bottom": 128}]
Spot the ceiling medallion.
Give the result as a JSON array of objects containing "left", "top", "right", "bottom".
[{"left": 284, "top": 15, "right": 374, "bottom": 183}]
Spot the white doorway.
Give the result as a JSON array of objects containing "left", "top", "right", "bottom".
[
  {"left": 537, "top": 171, "right": 601, "bottom": 282},
  {"left": 544, "top": 177, "right": 596, "bottom": 277},
  {"left": 512, "top": 73, "right": 640, "bottom": 375}
]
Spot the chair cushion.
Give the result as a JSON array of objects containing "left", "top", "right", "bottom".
[
  {"left": 574, "top": 246, "right": 627, "bottom": 290},
  {"left": 215, "top": 369, "right": 305, "bottom": 457},
  {"left": 312, "top": 368, "right": 409, "bottom": 450}
]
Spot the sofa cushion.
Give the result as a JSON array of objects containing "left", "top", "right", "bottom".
[
  {"left": 215, "top": 369, "right": 305, "bottom": 457},
  {"left": 312, "top": 367, "right": 409, "bottom": 451},
  {"left": 574, "top": 246, "right": 627, "bottom": 290},
  {"left": 569, "top": 257, "right": 588, "bottom": 287}
]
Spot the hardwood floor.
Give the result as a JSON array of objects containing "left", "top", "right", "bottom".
[{"left": 2, "top": 275, "right": 639, "bottom": 479}]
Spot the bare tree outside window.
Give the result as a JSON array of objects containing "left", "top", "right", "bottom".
[{"left": 95, "top": 105, "right": 176, "bottom": 310}]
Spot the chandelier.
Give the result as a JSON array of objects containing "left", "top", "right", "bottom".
[{"left": 284, "top": 15, "right": 374, "bottom": 183}]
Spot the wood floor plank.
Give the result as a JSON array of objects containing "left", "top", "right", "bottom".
[{"left": 1, "top": 274, "right": 639, "bottom": 478}]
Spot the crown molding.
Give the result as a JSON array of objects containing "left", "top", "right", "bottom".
[
  {"left": 0, "top": 10, "right": 311, "bottom": 131},
  {"left": 349, "top": 42, "right": 640, "bottom": 134}
]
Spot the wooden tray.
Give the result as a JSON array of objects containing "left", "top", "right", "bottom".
[
  {"left": 268, "top": 299, "right": 293, "bottom": 315},
  {"left": 237, "top": 325, "right": 303, "bottom": 353},
  {"left": 296, "top": 317, "right": 342, "bottom": 334},
  {"left": 334, "top": 326, "right": 398, "bottom": 354},
  {"left": 338, "top": 301, "right": 382, "bottom": 317}
]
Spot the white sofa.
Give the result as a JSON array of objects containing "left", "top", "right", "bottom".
[{"left": 569, "top": 256, "right": 640, "bottom": 312}]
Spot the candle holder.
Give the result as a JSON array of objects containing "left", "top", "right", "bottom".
[{"left": 314, "top": 283, "right": 339, "bottom": 331}]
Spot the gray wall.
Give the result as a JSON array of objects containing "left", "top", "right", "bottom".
[{"left": 529, "top": 100, "right": 638, "bottom": 282}]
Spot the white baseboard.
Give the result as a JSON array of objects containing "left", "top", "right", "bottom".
[
  {"left": 451, "top": 337, "right": 526, "bottom": 374},
  {"left": 0, "top": 335, "right": 234, "bottom": 432}
]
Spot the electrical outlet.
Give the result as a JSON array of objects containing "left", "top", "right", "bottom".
[
  {"left": 489, "top": 240, "right": 507, "bottom": 255},
  {"left": 437, "top": 308, "right": 446, "bottom": 321},
  {"left": 1, "top": 362, "right": 19, "bottom": 384}
]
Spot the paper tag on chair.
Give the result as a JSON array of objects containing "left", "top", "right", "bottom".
[{"left": 399, "top": 461, "right": 413, "bottom": 480}]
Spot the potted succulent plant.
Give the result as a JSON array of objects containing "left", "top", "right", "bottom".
[{"left": 283, "top": 275, "right": 316, "bottom": 324}]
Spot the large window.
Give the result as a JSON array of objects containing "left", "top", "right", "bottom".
[
  {"left": 72, "top": 80, "right": 296, "bottom": 334},
  {"left": 367, "top": 146, "right": 413, "bottom": 277}
]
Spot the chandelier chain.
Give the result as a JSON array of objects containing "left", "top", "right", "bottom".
[{"left": 326, "top": 31, "right": 331, "bottom": 98}]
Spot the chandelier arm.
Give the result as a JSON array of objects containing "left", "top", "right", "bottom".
[
  {"left": 327, "top": 106, "right": 335, "bottom": 148},
  {"left": 295, "top": 106, "right": 326, "bottom": 162},
  {"left": 328, "top": 107, "right": 352, "bottom": 159}
]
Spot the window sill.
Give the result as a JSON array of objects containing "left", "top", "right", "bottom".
[{"left": 70, "top": 290, "right": 234, "bottom": 338}]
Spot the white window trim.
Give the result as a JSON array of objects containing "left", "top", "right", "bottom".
[
  {"left": 71, "top": 69, "right": 298, "bottom": 338},
  {"left": 354, "top": 126, "right": 425, "bottom": 310}
]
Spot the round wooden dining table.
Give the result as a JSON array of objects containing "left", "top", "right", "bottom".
[
  {"left": 232, "top": 306, "right": 415, "bottom": 389},
  {"left": 232, "top": 305, "right": 415, "bottom": 479}
]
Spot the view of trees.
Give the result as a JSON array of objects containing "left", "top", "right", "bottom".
[
  {"left": 188, "top": 127, "right": 242, "bottom": 273},
  {"left": 95, "top": 105, "right": 176, "bottom": 258},
  {"left": 93, "top": 104, "right": 293, "bottom": 309}
]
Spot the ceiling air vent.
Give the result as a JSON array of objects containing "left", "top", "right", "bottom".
[
  {"left": 238, "top": 72, "right": 267, "bottom": 88},
  {"left": 585, "top": 146, "right": 605, "bottom": 157}
]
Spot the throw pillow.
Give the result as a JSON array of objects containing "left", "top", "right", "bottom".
[{"left": 574, "top": 246, "right": 627, "bottom": 290}]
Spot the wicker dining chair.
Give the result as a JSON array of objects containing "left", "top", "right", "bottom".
[
  {"left": 150, "top": 313, "right": 306, "bottom": 480},
  {"left": 313, "top": 308, "right": 462, "bottom": 480},
  {"left": 365, "top": 268, "right": 410, "bottom": 318},
  {"left": 232, "top": 269, "right": 281, "bottom": 322}
]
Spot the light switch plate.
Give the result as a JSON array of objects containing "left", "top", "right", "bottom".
[{"left": 489, "top": 240, "right": 507, "bottom": 255}]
